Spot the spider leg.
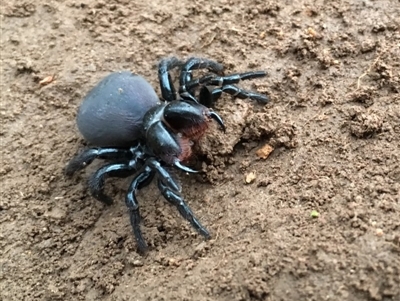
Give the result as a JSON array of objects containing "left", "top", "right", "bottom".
[
  {"left": 178, "top": 75, "right": 214, "bottom": 103},
  {"left": 157, "top": 179, "right": 210, "bottom": 239},
  {"left": 158, "top": 57, "right": 184, "bottom": 101},
  {"left": 199, "top": 83, "right": 269, "bottom": 107},
  {"left": 179, "top": 57, "right": 224, "bottom": 87},
  {"left": 184, "top": 71, "right": 267, "bottom": 92},
  {"left": 178, "top": 57, "right": 224, "bottom": 102},
  {"left": 88, "top": 162, "right": 138, "bottom": 205},
  {"left": 146, "top": 158, "right": 181, "bottom": 193},
  {"left": 65, "top": 145, "right": 143, "bottom": 176},
  {"left": 125, "top": 166, "right": 155, "bottom": 253},
  {"left": 125, "top": 157, "right": 184, "bottom": 252},
  {"left": 181, "top": 71, "right": 268, "bottom": 106}
]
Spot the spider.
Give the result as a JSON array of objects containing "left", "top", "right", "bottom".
[{"left": 65, "top": 57, "right": 268, "bottom": 253}]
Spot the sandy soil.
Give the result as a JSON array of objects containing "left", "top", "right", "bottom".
[{"left": 1, "top": 0, "right": 399, "bottom": 300}]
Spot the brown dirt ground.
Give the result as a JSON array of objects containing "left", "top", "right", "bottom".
[{"left": 1, "top": 0, "right": 400, "bottom": 300}]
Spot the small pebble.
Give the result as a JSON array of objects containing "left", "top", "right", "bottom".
[
  {"left": 245, "top": 172, "right": 256, "bottom": 184},
  {"left": 132, "top": 260, "right": 143, "bottom": 267}
]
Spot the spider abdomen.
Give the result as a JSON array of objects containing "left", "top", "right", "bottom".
[{"left": 76, "top": 71, "right": 160, "bottom": 147}]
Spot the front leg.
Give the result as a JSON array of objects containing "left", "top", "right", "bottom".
[
  {"left": 191, "top": 71, "right": 269, "bottom": 106},
  {"left": 158, "top": 57, "right": 184, "bottom": 101},
  {"left": 183, "top": 71, "right": 267, "bottom": 93},
  {"left": 178, "top": 57, "right": 224, "bottom": 103},
  {"left": 178, "top": 57, "right": 224, "bottom": 88},
  {"left": 199, "top": 84, "right": 269, "bottom": 107}
]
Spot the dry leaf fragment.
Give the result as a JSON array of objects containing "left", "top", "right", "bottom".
[
  {"left": 256, "top": 144, "right": 274, "bottom": 159},
  {"left": 306, "top": 27, "right": 321, "bottom": 39},
  {"left": 39, "top": 74, "right": 56, "bottom": 85}
]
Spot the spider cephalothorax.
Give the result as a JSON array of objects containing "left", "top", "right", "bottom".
[{"left": 66, "top": 57, "right": 268, "bottom": 253}]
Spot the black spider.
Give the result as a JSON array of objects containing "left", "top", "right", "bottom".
[{"left": 65, "top": 57, "right": 268, "bottom": 253}]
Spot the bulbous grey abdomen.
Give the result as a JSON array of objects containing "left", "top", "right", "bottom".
[{"left": 76, "top": 71, "right": 160, "bottom": 147}]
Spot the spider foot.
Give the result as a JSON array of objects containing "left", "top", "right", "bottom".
[{"left": 158, "top": 179, "right": 210, "bottom": 239}]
